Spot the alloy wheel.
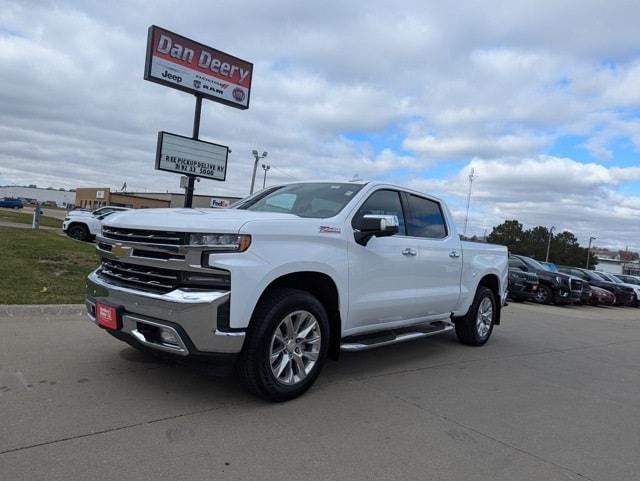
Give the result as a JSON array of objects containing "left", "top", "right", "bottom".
[
  {"left": 269, "top": 310, "right": 321, "bottom": 386},
  {"left": 476, "top": 296, "right": 493, "bottom": 339}
]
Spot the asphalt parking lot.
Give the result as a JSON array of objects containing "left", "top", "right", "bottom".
[{"left": 1, "top": 303, "right": 639, "bottom": 481}]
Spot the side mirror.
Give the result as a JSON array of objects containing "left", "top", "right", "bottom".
[{"left": 354, "top": 214, "right": 399, "bottom": 246}]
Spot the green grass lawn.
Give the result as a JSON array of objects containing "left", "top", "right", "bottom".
[
  {"left": 0, "top": 228, "right": 99, "bottom": 304},
  {"left": 0, "top": 209, "right": 63, "bottom": 228}
]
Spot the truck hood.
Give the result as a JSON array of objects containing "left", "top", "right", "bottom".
[{"left": 103, "top": 208, "right": 299, "bottom": 233}]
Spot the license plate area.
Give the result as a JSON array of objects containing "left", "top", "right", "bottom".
[{"left": 96, "top": 302, "right": 122, "bottom": 330}]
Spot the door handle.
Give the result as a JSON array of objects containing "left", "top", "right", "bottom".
[
  {"left": 402, "top": 248, "right": 417, "bottom": 256},
  {"left": 449, "top": 250, "right": 460, "bottom": 258}
]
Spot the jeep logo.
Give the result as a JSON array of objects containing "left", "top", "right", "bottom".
[{"left": 161, "top": 70, "right": 182, "bottom": 83}]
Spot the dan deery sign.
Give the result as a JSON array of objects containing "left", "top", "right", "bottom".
[
  {"left": 156, "top": 132, "right": 229, "bottom": 181},
  {"left": 145, "top": 26, "right": 253, "bottom": 109}
]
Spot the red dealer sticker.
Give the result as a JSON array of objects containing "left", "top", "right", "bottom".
[
  {"left": 96, "top": 303, "right": 120, "bottom": 330},
  {"left": 144, "top": 25, "right": 253, "bottom": 110}
]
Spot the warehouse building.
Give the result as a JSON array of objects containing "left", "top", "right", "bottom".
[{"left": 0, "top": 185, "right": 75, "bottom": 207}]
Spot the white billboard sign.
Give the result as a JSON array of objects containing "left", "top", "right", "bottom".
[{"left": 155, "top": 132, "right": 228, "bottom": 181}]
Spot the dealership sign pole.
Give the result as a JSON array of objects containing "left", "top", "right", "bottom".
[{"left": 144, "top": 25, "right": 253, "bottom": 207}]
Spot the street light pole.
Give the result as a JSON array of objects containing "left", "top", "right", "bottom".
[
  {"left": 250, "top": 150, "right": 267, "bottom": 195},
  {"left": 586, "top": 236, "right": 597, "bottom": 269},
  {"left": 261, "top": 163, "right": 271, "bottom": 189},
  {"left": 545, "top": 225, "right": 555, "bottom": 262}
]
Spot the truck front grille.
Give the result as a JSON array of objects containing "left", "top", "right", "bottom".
[
  {"left": 98, "top": 258, "right": 230, "bottom": 294},
  {"left": 101, "top": 226, "right": 188, "bottom": 245},
  {"left": 570, "top": 279, "right": 584, "bottom": 291},
  {"left": 99, "top": 258, "right": 179, "bottom": 292}
]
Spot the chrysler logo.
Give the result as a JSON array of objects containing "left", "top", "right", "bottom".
[{"left": 112, "top": 245, "right": 131, "bottom": 257}]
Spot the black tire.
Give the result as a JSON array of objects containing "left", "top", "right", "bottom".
[
  {"left": 68, "top": 223, "right": 89, "bottom": 241},
  {"left": 533, "top": 284, "right": 553, "bottom": 304},
  {"left": 453, "top": 286, "right": 496, "bottom": 346},
  {"left": 237, "top": 288, "right": 329, "bottom": 402}
]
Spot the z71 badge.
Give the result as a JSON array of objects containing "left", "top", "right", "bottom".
[{"left": 319, "top": 226, "right": 341, "bottom": 234}]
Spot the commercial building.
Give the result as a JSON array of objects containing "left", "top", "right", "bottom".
[
  {"left": 0, "top": 186, "right": 75, "bottom": 207},
  {"left": 75, "top": 188, "right": 241, "bottom": 210},
  {"left": 75, "top": 188, "right": 170, "bottom": 209}
]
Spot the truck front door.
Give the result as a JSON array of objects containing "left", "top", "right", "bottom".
[{"left": 348, "top": 189, "right": 426, "bottom": 329}]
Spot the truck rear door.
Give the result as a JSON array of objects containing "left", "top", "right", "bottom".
[{"left": 401, "top": 192, "right": 462, "bottom": 315}]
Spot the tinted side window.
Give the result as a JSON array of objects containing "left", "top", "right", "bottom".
[
  {"left": 352, "top": 190, "right": 406, "bottom": 236},
  {"left": 406, "top": 195, "right": 447, "bottom": 238}
]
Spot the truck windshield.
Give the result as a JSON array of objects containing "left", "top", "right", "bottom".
[{"left": 237, "top": 183, "right": 364, "bottom": 218}]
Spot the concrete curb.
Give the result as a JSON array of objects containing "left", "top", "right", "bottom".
[{"left": 0, "top": 304, "right": 85, "bottom": 319}]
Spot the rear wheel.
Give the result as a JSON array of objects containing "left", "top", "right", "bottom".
[
  {"left": 238, "top": 288, "right": 329, "bottom": 402},
  {"left": 68, "top": 223, "right": 89, "bottom": 241},
  {"left": 454, "top": 286, "right": 496, "bottom": 346}
]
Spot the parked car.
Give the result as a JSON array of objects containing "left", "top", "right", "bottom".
[
  {"left": 593, "top": 271, "right": 640, "bottom": 307},
  {"left": 614, "top": 274, "right": 640, "bottom": 285},
  {"left": 86, "top": 181, "right": 509, "bottom": 401},
  {"left": 63, "top": 206, "right": 129, "bottom": 241},
  {"left": 0, "top": 197, "right": 23, "bottom": 209},
  {"left": 587, "top": 285, "right": 616, "bottom": 306},
  {"left": 557, "top": 267, "right": 636, "bottom": 306},
  {"left": 509, "top": 255, "right": 582, "bottom": 305},
  {"left": 508, "top": 268, "right": 539, "bottom": 302}
]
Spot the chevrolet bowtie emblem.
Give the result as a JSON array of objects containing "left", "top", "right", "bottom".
[{"left": 112, "top": 245, "right": 131, "bottom": 257}]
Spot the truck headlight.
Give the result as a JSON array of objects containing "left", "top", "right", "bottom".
[{"left": 189, "top": 233, "right": 251, "bottom": 252}]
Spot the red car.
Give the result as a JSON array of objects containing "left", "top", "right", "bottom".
[{"left": 588, "top": 285, "right": 616, "bottom": 306}]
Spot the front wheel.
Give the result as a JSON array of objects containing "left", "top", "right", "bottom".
[
  {"left": 533, "top": 284, "right": 553, "bottom": 304},
  {"left": 238, "top": 288, "right": 329, "bottom": 402},
  {"left": 67, "top": 224, "right": 89, "bottom": 241},
  {"left": 453, "top": 286, "right": 496, "bottom": 346}
]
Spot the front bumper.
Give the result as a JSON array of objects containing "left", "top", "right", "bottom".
[{"left": 86, "top": 270, "right": 245, "bottom": 357}]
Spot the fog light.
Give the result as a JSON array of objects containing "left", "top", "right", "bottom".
[{"left": 160, "top": 329, "right": 179, "bottom": 346}]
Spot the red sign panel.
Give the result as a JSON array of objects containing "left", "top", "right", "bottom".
[
  {"left": 144, "top": 25, "right": 253, "bottom": 110},
  {"left": 96, "top": 303, "right": 120, "bottom": 330}
]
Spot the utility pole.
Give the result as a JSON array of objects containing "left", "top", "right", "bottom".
[
  {"left": 184, "top": 95, "right": 202, "bottom": 208},
  {"left": 586, "top": 236, "right": 597, "bottom": 269},
  {"left": 463, "top": 168, "right": 475, "bottom": 236},
  {"left": 261, "top": 163, "right": 271, "bottom": 189},
  {"left": 545, "top": 225, "right": 555, "bottom": 262},
  {"left": 250, "top": 150, "right": 267, "bottom": 195}
]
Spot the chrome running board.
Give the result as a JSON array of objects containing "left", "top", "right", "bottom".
[{"left": 340, "top": 321, "right": 454, "bottom": 352}]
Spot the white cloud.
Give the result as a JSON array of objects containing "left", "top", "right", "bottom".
[
  {"left": 403, "top": 133, "right": 549, "bottom": 160},
  {"left": 1, "top": 0, "right": 640, "bottom": 249},
  {"left": 407, "top": 156, "right": 640, "bottom": 250}
]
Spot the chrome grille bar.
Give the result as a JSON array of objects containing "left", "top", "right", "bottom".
[{"left": 102, "top": 226, "right": 188, "bottom": 245}]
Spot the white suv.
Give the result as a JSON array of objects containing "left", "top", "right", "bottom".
[{"left": 63, "top": 206, "right": 129, "bottom": 241}]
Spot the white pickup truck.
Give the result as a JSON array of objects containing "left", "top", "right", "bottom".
[{"left": 86, "top": 181, "right": 508, "bottom": 401}]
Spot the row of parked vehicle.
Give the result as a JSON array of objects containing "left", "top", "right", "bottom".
[{"left": 508, "top": 254, "right": 640, "bottom": 307}]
